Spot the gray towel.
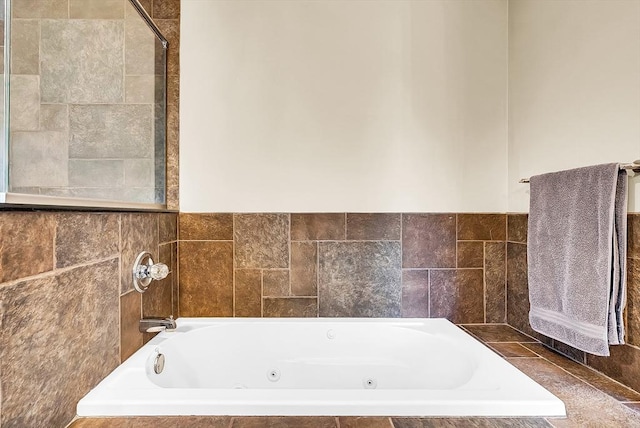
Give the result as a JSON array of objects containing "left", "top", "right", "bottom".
[{"left": 528, "top": 163, "right": 627, "bottom": 356}]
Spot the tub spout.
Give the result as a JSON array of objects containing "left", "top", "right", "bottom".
[{"left": 140, "top": 316, "right": 177, "bottom": 333}]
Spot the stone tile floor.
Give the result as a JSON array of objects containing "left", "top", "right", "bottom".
[{"left": 70, "top": 324, "right": 640, "bottom": 427}]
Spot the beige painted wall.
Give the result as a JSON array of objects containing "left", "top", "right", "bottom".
[
  {"left": 508, "top": 0, "right": 640, "bottom": 212},
  {"left": 180, "top": 0, "right": 508, "bottom": 212}
]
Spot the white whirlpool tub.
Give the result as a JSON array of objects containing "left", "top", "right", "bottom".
[{"left": 77, "top": 318, "right": 566, "bottom": 417}]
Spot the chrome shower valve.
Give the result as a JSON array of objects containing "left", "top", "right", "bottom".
[{"left": 133, "top": 251, "right": 169, "bottom": 293}]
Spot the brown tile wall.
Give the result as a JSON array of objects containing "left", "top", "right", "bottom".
[
  {"left": 506, "top": 213, "right": 640, "bottom": 394},
  {"left": 0, "top": 210, "right": 177, "bottom": 427},
  {"left": 178, "top": 213, "right": 507, "bottom": 322}
]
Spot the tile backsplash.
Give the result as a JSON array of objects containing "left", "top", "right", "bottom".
[{"left": 178, "top": 213, "right": 507, "bottom": 323}]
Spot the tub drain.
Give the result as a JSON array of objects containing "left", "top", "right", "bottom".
[
  {"left": 267, "top": 369, "right": 281, "bottom": 382},
  {"left": 363, "top": 378, "right": 377, "bottom": 389}
]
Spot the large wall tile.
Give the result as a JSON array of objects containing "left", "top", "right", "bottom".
[
  {"left": 11, "top": 131, "right": 68, "bottom": 187},
  {"left": 41, "top": 20, "right": 124, "bottom": 103},
  {"left": 235, "top": 214, "right": 289, "bottom": 269},
  {"left": 11, "top": 19, "right": 39, "bottom": 74},
  {"left": 56, "top": 213, "right": 119, "bottom": 268},
  {"left": 291, "top": 213, "right": 345, "bottom": 241},
  {"left": 485, "top": 242, "right": 506, "bottom": 323},
  {"left": 263, "top": 270, "right": 290, "bottom": 297},
  {"left": 346, "top": 213, "right": 400, "bottom": 240},
  {"left": 430, "top": 269, "right": 484, "bottom": 323},
  {"left": 125, "top": 14, "right": 155, "bottom": 75},
  {"left": 9, "top": 75, "right": 40, "bottom": 131},
  {"left": 179, "top": 213, "right": 233, "bottom": 240},
  {"left": 69, "top": 0, "right": 124, "bottom": 19},
  {"left": 69, "top": 159, "right": 125, "bottom": 187},
  {"left": 587, "top": 344, "right": 640, "bottom": 394},
  {"left": 121, "top": 290, "right": 143, "bottom": 361},
  {"left": 318, "top": 242, "right": 401, "bottom": 317},
  {"left": 0, "top": 259, "right": 119, "bottom": 427},
  {"left": 628, "top": 214, "right": 640, "bottom": 258},
  {"left": 457, "top": 241, "right": 483, "bottom": 268},
  {"left": 402, "top": 214, "right": 456, "bottom": 268},
  {"left": 120, "top": 213, "right": 159, "bottom": 294},
  {"left": 235, "top": 269, "right": 262, "bottom": 317},
  {"left": 627, "top": 258, "right": 640, "bottom": 346},
  {"left": 40, "top": 104, "right": 68, "bottom": 131},
  {"left": 179, "top": 241, "right": 233, "bottom": 316},
  {"left": 263, "top": 298, "right": 318, "bottom": 317},
  {"left": 507, "top": 214, "right": 528, "bottom": 243},
  {"left": 457, "top": 214, "right": 506, "bottom": 241},
  {"left": 0, "top": 212, "right": 55, "bottom": 282},
  {"left": 401, "top": 269, "right": 429, "bottom": 317},
  {"left": 12, "top": 0, "right": 69, "bottom": 18},
  {"left": 69, "top": 105, "right": 153, "bottom": 158},
  {"left": 291, "top": 242, "right": 317, "bottom": 296},
  {"left": 159, "top": 213, "right": 178, "bottom": 243},
  {"left": 506, "top": 242, "right": 536, "bottom": 337},
  {"left": 153, "top": 0, "right": 181, "bottom": 19}
]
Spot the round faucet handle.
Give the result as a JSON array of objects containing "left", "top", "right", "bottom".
[{"left": 148, "top": 263, "right": 170, "bottom": 280}]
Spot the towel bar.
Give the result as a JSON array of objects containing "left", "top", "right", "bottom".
[{"left": 519, "top": 161, "right": 640, "bottom": 183}]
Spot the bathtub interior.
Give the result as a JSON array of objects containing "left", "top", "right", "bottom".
[{"left": 77, "top": 318, "right": 567, "bottom": 418}]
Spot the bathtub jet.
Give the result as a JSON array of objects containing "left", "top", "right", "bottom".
[{"left": 77, "top": 318, "right": 566, "bottom": 417}]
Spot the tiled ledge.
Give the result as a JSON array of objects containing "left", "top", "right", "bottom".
[{"left": 69, "top": 324, "right": 640, "bottom": 427}]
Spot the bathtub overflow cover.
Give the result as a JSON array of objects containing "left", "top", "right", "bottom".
[
  {"left": 363, "top": 378, "right": 377, "bottom": 389},
  {"left": 154, "top": 353, "right": 165, "bottom": 374},
  {"left": 267, "top": 369, "right": 281, "bottom": 382},
  {"left": 326, "top": 329, "right": 336, "bottom": 339}
]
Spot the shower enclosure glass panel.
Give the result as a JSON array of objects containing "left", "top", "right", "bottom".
[{"left": 2, "top": 0, "right": 167, "bottom": 208}]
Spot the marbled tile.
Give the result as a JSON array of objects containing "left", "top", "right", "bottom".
[
  {"left": 11, "top": 131, "right": 68, "bottom": 187},
  {"left": 69, "top": 417, "right": 232, "bottom": 428},
  {"left": 263, "top": 270, "right": 290, "bottom": 297},
  {"left": 179, "top": 213, "right": 233, "bottom": 241},
  {"left": 40, "top": 104, "right": 68, "bottom": 131},
  {"left": 55, "top": 212, "right": 119, "bottom": 268},
  {"left": 291, "top": 241, "right": 317, "bottom": 296},
  {"left": 153, "top": 0, "right": 181, "bottom": 19},
  {"left": 125, "top": 75, "right": 156, "bottom": 103},
  {"left": 124, "top": 159, "right": 155, "bottom": 188},
  {"left": 0, "top": 212, "right": 55, "bottom": 282},
  {"left": 156, "top": 20, "right": 180, "bottom": 105},
  {"left": 457, "top": 241, "right": 483, "bottom": 268},
  {"left": 549, "top": 339, "right": 586, "bottom": 364},
  {"left": 523, "top": 343, "right": 640, "bottom": 402},
  {"left": 346, "top": 213, "right": 401, "bottom": 240},
  {"left": 587, "top": 344, "right": 640, "bottom": 395},
  {"left": 142, "top": 242, "right": 175, "bottom": 319},
  {"left": 457, "top": 214, "right": 506, "bottom": 241},
  {"left": 69, "top": 105, "right": 153, "bottom": 158},
  {"left": 402, "top": 214, "right": 456, "bottom": 268},
  {"left": 179, "top": 241, "right": 233, "bottom": 316},
  {"left": 10, "top": 75, "right": 39, "bottom": 130},
  {"left": 159, "top": 213, "right": 178, "bottom": 243},
  {"left": 392, "top": 418, "right": 551, "bottom": 427},
  {"left": 12, "top": 0, "right": 69, "bottom": 18},
  {"left": 41, "top": 20, "right": 124, "bottom": 103},
  {"left": 291, "top": 213, "right": 345, "bottom": 241},
  {"left": 235, "top": 214, "right": 289, "bottom": 269},
  {"left": 628, "top": 214, "right": 640, "bottom": 258},
  {"left": 69, "top": 0, "right": 123, "bottom": 18},
  {"left": 508, "top": 214, "right": 528, "bottom": 243},
  {"left": 231, "top": 417, "right": 335, "bottom": 428},
  {"left": 120, "top": 213, "right": 159, "bottom": 294},
  {"left": 0, "top": 260, "right": 119, "bottom": 427},
  {"left": 628, "top": 258, "right": 640, "bottom": 347},
  {"left": 235, "top": 269, "right": 262, "bottom": 317},
  {"left": 488, "top": 342, "right": 538, "bottom": 358},
  {"left": 263, "top": 298, "right": 318, "bottom": 317},
  {"left": 11, "top": 19, "right": 39, "bottom": 74},
  {"left": 462, "top": 324, "right": 534, "bottom": 343},
  {"left": 485, "top": 242, "right": 506, "bottom": 323},
  {"left": 318, "top": 242, "right": 401, "bottom": 317},
  {"left": 121, "top": 290, "right": 143, "bottom": 361},
  {"left": 338, "top": 417, "right": 393, "bottom": 428},
  {"left": 430, "top": 269, "right": 484, "bottom": 324},
  {"left": 510, "top": 358, "right": 640, "bottom": 427},
  {"left": 166, "top": 103, "right": 180, "bottom": 195},
  {"left": 506, "top": 242, "right": 536, "bottom": 337},
  {"left": 401, "top": 269, "right": 429, "bottom": 317}
]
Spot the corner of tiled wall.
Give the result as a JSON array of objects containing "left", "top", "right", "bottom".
[{"left": 506, "top": 213, "right": 640, "bottom": 395}]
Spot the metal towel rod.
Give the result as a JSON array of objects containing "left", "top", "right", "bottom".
[{"left": 519, "top": 161, "right": 640, "bottom": 183}]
